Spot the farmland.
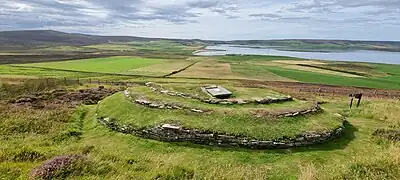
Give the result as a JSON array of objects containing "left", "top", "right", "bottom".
[{"left": 0, "top": 32, "right": 400, "bottom": 179}]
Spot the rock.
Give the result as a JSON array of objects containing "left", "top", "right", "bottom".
[
  {"left": 285, "top": 114, "right": 293, "bottom": 117},
  {"left": 149, "top": 103, "right": 160, "bottom": 108},
  {"left": 209, "top": 99, "right": 221, "bottom": 104},
  {"left": 220, "top": 101, "right": 233, "bottom": 105},
  {"left": 124, "top": 90, "right": 130, "bottom": 97},
  {"left": 135, "top": 99, "right": 151, "bottom": 105},
  {"left": 237, "top": 99, "right": 247, "bottom": 105},
  {"left": 145, "top": 82, "right": 153, "bottom": 86},
  {"left": 190, "top": 109, "right": 204, "bottom": 113},
  {"left": 259, "top": 99, "right": 272, "bottom": 104},
  {"left": 15, "top": 97, "right": 33, "bottom": 103},
  {"left": 162, "top": 124, "right": 180, "bottom": 130}
]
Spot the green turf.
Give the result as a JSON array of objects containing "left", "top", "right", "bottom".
[
  {"left": 97, "top": 92, "right": 342, "bottom": 139},
  {"left": 127, "top": 86, "right": 308, "bottom": 114},
  {"left": 1, "top": 83, "right": 399, "bottom": 179},
  {"left": 20, "top": 56, "right": 164, "bottom": 74}
]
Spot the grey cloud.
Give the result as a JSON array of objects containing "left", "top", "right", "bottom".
[
  {"left": 187, "top": 0, "right": 220, "bottom": 9},
  {"left": 287, "top": 0, "right": 400, "bottom": 13},
  {"left": 250, "top": 14, "right": 281, "bottom": 18}
]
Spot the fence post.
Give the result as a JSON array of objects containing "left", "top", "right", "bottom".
[
  {"left": 77, "top": 78, "right": 80, "bottom": 84},
  {"left": 89, "top": 78, "right": 92, "bottom": 84},
  {"left": 64, "top": 77, "right": 67, "bottom": 85}
]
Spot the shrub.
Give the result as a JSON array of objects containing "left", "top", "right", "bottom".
[{"left": 30, "top": 154, "right": 88, "bottom": 179}]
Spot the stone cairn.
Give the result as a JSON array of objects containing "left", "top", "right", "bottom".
[
  {"left": 98, "top": 117, "right": 346, "bottom": 149},
  {"left": 145, "top": 82, "right": 294, "bottom": 105},
  {"left": 124, "top": 89, "right": 210, "bottom": 114}
]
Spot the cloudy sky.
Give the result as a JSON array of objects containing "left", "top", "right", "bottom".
[{"left": 1, "top": 0, "right": 399, "bottom": 40}]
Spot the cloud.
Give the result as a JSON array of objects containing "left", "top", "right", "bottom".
[{"left": 0, "top": 0, "right": 399, "bottom": 40}]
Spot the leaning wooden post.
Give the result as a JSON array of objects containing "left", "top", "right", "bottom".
[
  {"left": 349, "top": 98, "right": 354, "bottom": 109},
  {"left": 356, "top": 94, "right": 363, "bottom": 107}
]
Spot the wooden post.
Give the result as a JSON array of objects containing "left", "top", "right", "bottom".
[
  {"left": 350, "top": 98, "right": 354, "bottom": 109},
  {"left": 357, "top": 97, "right": 362, "bottom": 107},
  {"left": 89, "top": 78, "right": 92, "bottom": 84},
  {"left": 64, "top": 77, "right": 67, "bottom": 85}
]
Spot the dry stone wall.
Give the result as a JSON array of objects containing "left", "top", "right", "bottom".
[
  {"left": 145, "top": 82, "right": 294, "bottom": 105},
  {"left": 124, "top": 90, "right": 210, "bottom": 113},
  {"left": 97, "top": 116, "right": 346, "bottom": 149},
  {"left": 252, "top": 103, "right": 323, "bottom": 118},
  {"left": 126, "top": 88, "right": 321, "bottom": 118}
]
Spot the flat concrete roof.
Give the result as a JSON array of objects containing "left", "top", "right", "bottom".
[{"left": 204, "top": 86, "right": 232, "bottom": 97}]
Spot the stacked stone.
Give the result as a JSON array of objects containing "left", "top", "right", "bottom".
[
  {"left": 145, "top": 82, "right": 293, "bottom": 105},
  {"left": 98, "top": 117, "right": 347, "bottom": 149},
  {"left": 276, "top": 103, "right": 322, "bottom": 118},
  {"left": 125, "top": 89, "right": 208, "bottom": 113}
]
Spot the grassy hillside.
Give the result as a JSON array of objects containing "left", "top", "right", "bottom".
[{"left": 228, "top": 39, "right": 400, "bottom": 52}]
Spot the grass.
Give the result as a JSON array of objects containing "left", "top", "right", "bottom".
[
  {"left": 129, "top": 60, "right": 194, "bottom": 76},
  {"left": 0, "top": 80, "right": 399, "bottom": 179},
  {"left": 1, "top": 44, "right": 400, "bottom": 178},
  {"left": 98, "top": 92, "right": 342, "bottom": 139},
  {"left": 254, "top": 65, "right": 400, "bottom": 89},
  {"left": 157, "top": 82, "right": 288, "bottom": 99},
  {"left": 86, "top": 40, "right": 203, "bottom": 55},
  {"left": 230, "top": 63, "right": 295, "bottom": 81},
  {"left": 19, "top": 56, "right": 164, "bottom": 75},
  {"left": 128, "top": 85, "right": 309, "bottom": 115}
]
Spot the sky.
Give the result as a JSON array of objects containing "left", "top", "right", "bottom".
[{"left": 0, "top": 0, "right": 399, "bottom": 41}]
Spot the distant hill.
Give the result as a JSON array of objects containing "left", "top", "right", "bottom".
[
  {"left": 226, "top": 39, "right": 400, "bottom": 52},
  {"left": 1, "top": 30, "right": 400, "bottom": 52},
  {"left": 0, "top": 30, "right": 165, "bottom": 49}
]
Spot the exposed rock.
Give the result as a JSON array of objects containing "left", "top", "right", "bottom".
[
  {"left": 190, "top": 109, "right": 204, "bottom": 113},
  {"left": 162, "top": 124, "right": 180, "bottom": 130},
  {"left": 145, "top": 82, "right": 293, "bottom": 106},
  {"left": 98, "top": 116, "right": 347, "bottom": 150}
]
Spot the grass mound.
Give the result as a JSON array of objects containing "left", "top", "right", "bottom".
[{"left": 97, "top": 87, "right": 343, "bottom": 140}]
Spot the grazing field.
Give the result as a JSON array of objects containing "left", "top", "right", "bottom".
[
  {"left": 129, "top": 60, "right": 194, "bottom": 76},
  {"left": 86, "top": 40, "right": 203, "bottom": 55},
  {"left": 255, "top": 60, "right": 362, "bottom": 77},
  {"left": 171, "top": 60, "right": 235, "bottom": 79},
  {"left": 18, "top": 56, "right": 165, "bottom": 75}
]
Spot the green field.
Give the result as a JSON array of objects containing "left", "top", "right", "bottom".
[{"left": 20, "top": 56, "right": 164, "bottom": 75}]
